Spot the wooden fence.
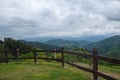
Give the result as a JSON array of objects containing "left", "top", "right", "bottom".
[{"left": 0, "top": 47, "right": 120, "bottom": 80}]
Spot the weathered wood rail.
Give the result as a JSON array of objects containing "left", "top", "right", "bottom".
[{"left": 0, "top": 48, "right": 120, "bottom": 80}]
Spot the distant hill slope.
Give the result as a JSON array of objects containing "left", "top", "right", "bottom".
[
  {"left": 84, "top": 35, "right": 120, "bottom": 59},
  {"left": 27, "top": 41, "right": 60, "bottom": 50},
  {"left": 46, "top": 39, "right": 91, "bottom": 49}
]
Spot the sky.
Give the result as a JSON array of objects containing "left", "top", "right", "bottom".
[{"left": 0, "top": 0, "right": 120, "bottom": 40}]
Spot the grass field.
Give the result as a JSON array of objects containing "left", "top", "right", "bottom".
[
  {"left": 0, "top": 62, "right": 92, "bottom": 80},
  {"left": 75, "top": 62, "right": 120, "bottom": 80},
  {"left": 0, "top": 62, "right": 119, "bottom": 80},
  {"left": 98, "top": 64, "right": 120, "bottom": 79}
]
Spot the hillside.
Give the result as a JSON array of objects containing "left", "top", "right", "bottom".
[
  {"left": 27, "top": 41, "right": 60, "bottom": 50},
  {"left": 0, "top": 62, "right": 120, "bottom": 80},
  {"left": 0, "top": 38, "right": 60, "bottom": 50},
  {"left": 46, "top": 39, "right": 91, "bottom": 49},
  {"left": 84, "top": 35, "right": 120, "bottom": 59},
  {"left": 0, "top": 38, "right": 32, "bottom": 51}
]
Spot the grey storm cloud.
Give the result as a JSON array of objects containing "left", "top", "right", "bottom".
[{"left": 0, "top": 0, "right": 120, "bottom": 39}]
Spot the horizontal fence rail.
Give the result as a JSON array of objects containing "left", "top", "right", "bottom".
[
  {"left": 64, "top": 50, "right": 93, "bottom": 58},
  {"left": 64, "top": 61, "right": 116, "bottom": 80},
  {"left": 98, "top": 56, "right": 120, "bottom": 64},
  {"left": 64, "top": 60, "right": 93, "bottom": 73},
  {"left": 64, "top": 50, "right": 120, "bottom": 64},
  {"left": 0, "top": 48, "right": 120, "bottom": 80}
]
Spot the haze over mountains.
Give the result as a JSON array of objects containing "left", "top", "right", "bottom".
[{"left": 24, "top": 35, "right": 108, "bottom": 42}]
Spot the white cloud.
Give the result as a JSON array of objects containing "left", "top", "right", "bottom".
[{"left": 0, "top": 0, "right": 120, "bottom": 39}]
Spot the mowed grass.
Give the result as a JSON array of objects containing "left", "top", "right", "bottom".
[
  {"left": 0, "top": 62, "right": 92, "bottom": 80},
  {"left": 99, "top": 65, "right": 120, "bottom": 74},
  {"left": 98, "top": 65, "right": 120, "bottom": 80},
  {"left": 75, "top": 62, "right": 120, "bottom": 80}
]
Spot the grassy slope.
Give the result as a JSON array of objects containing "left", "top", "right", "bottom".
[
  {"left": 0, "top": 62, "right": 119, "bottom": 80},
  {"left": 0, "top": 63, "right": 92, "bottom": 80},
  {"left": 98, "top": 65, "right": 120, "bottom": 79},
  {"left": 75, "top": 62, "right": 120, "bottom": 80}
]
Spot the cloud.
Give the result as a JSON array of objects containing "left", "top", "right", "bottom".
[
  {"left": 101, "top": 0, "right": 120, "bottom": 21},
  {"left": 0, "top": 0, "right": 120, "bottom": 39}
]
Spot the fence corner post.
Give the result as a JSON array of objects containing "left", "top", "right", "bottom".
[
  {"left": 61, "top": 47, "right": 64, "bottom": 67},
  {"left": 93, "top": 48, "right": 98, "bottom": 80},
  {"left": 33, "top": 48, "right": 37, "bottom": 64}
]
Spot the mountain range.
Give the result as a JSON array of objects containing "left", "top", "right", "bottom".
[
  {"left": 46, "top": 39, "right": 91, "bottom": 49},
  {"left": 83, "top": 35, "right": 120, "bottom": 59},
  {"left": 26, "top": 41, "right": 60, "bottom": 50},
  {"left": 44, "top": 35, "right": 120, "bottom": 59},
  {"left": 24, "top": 35, "right": 108, "bottom": 42},
  {"left": 0, "top": 35, "right": 119, "bottom": 59},
  {"left": 84, "top": 35, "right": 120, "bottom": 52}
]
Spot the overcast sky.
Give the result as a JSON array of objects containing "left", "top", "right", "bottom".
[{"left": 0, "top": 0, "right": 120, "bottom": 40}]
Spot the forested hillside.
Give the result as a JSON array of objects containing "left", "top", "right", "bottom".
[
  {"left": 84, "top": 35, "right": 120, "bottom": 59},
  {"left": 0, "top": 38, "right": 32, "bottom": 51},
  {"left": 45, "top": 35, "right": 120, "bottom": 59}
]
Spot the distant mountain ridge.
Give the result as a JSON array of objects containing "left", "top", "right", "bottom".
[
  {"left": 24, "top": 35, "right": 108, "bottom": 42},
  {"left": 46, "top": 39, "right": 91, "bottom": 49},
  {"left": 27, "top": 41, "right": 60, "bottom": 50}
]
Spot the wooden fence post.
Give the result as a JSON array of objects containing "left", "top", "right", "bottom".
[
  {"left": 17, "top": 48, "right": 19, "bottom": 58},
  {"left": 61, "top": 47, "right": 64, "bottom": 67},
  {"left": 17, "top": 48, "right": 19, "bottom": 62},
  {"left": 5, "top": 50, "right": 8, "bottom": 64},
  {"left": 33, "top": 48, "right": 37, "bottom": 64},
  {"left": 93, "top": 48, "right": 98, "bottom": 80}
]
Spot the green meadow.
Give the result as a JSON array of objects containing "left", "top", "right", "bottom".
[
  {"left": 0, "top": 62, "right": 120, "bottom": 80},
  {"left": 0, "top": 62, "right": 92, "bottom": 80}
]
